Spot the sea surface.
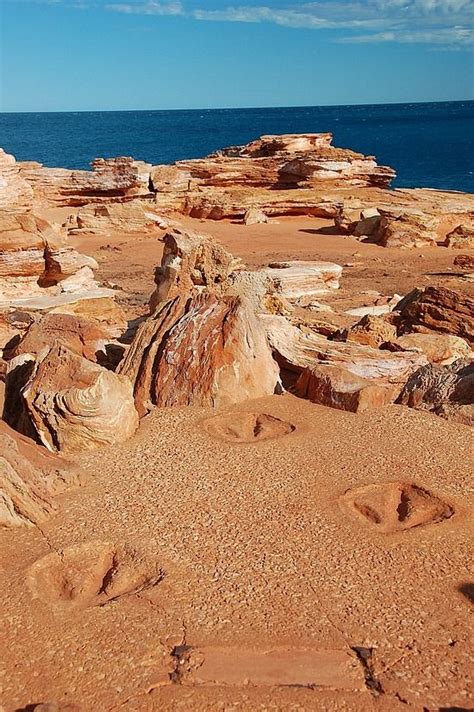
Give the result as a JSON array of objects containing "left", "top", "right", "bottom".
[{"left": 1, "top": 101, "right": 473, "bottom": 192}]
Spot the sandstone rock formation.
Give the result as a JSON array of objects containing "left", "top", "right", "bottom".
[
  {"left": 295, "top": 364, "right": 398, "bottom": 413},
  {"left": 19, "top": 156, "right": 153, "bottom": 207},
  {"left": 397, "top": 359, "right": 473, "bottom": 425},
  {"left": 374, "top": 209, "right": 438, "bottom": 248},
  {"left": 260, "top": 261, "right": 342, "bottom": 300},
  {"left": 4, "top": 344, "right": 139, "bottom": 453},
  {"left": 11, "top": 312, "right": 112, "bottom": 363},
  {"left": 395, "top": 286, "right": 474, "bottom": 345},
  {"left": 344, "top": 314, "right": 398, "bottom": 348},
  {"left": 0, "top": 419, "right": 82, "bottom": 527},
  {"left": 263, "top": 314, "right": 426, "bottom": 410},
  {"left": 443, "top": 223, "right": 474, "bottom": 249},
  {"left": 393, "top": 333, "right": 471, "bottom": 366},
  {"left": 66, "top": 201, "right": 168, "bottom": 235},
  {"left": 0, "top": 148, "right": 34, "bottom": 209},
  {"left": 120, "top": 293, "right": 281, "bottom": 415},
  {"left": 243, "top": 207, "right": 270, "bottom": 225},
  {"left": 0, "top": 207, "right": 122, "bottom": 326}
]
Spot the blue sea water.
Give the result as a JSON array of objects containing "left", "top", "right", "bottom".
[{"left": 0, "top": 101, "right": 473, "bottom": 192}]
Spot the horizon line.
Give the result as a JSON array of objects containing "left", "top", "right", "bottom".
[{"left": 1, "top": 98, "right": 473, "bottom": 115}]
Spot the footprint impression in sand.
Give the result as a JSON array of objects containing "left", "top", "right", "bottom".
[
  {"left": 27, "top": 541, "right": 164, "bottom": 609},
  {"left": 203, "top": 412, "right": 296, "bottom": 443},
  {"left": 341, "top": 481, "right": 454, "bottom": 534}
]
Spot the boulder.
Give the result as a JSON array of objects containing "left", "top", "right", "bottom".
[
  {"left": 120, "top": 294, "right": 280, "bottom": 416},
  {"left": 394, "top": 333, "right": 471, "bottom": 366},
  {"left": 0, "top": 148, "right": 34, "bottom": 209},
  {"left": 0, "top": 420, "right": 83, "bottom": 528},
  {"left": 345, "top": 314, "right": 397, "bottom": 348},
  {"left": 443, "top": 223, "right": 474, "bottom": 249},
  {"left": 453, "top": 254, "right": 474, "bottom": 271},
  {"left": 263, "top": 314, "right": 426, "bottom": 409},
  {"left": 397, "top": 360, "right": 473, "bottom": 425},
  {"left": 260, "top": 261, "right": 342, "bottom": 300},
  {"left": 4, "top": 344, "right": 139, "bottom": 453},
  {"left": 374, "top": 210, "right": 438, "bottom": 248},
  {"left": 11, "top": 313, "right": 112, "bottom": 363},
  {"left": 66, "top": 201, "right": 168, "bottom": 235},
  {"left": 295, "top": 364, "right": 397, "bottom": 413},
  {"left": 395, "top": 286, "right": 474, "bottom": 345},
  {"left": 243, "top": 207, "right": 270, "bottom": 225}
]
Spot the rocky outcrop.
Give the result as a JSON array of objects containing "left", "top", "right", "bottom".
[
  {"left": 19, "top": 156, "right": 153, "bottom": 207},
  {"left": 397, "top": 360, "right": 473, "bottom": 425},
  {"left": 66, "top": 201, "right": 168, "bottom": 235},
  {"left": 395, "top": 286, "right": 474, "bottom": 345},
  {"left": 149, "top": 228, "right": 241, "bottom": 311},
  {"left": 374, "top": 209, "right": 438, "bottom": 248},
  {"left": 295, "top": 364, "right": 398, "bottom": 413},
  {"left": 10, "top": 312, "right": 112, "bottom": 363},
  {"left": 393, "top": 333, "right": 471, "bottom": 366},
  {"left": 261, "top": 261, "right": 342, "bottom": 300},
  {"left": 120, "top": 293, "right": 281, "bottom": 416},
  {"left": 443, "top": 223, "right": 474, "bottom": 249},
  {"left": 0, "top": 420, "right": 83, "bottom": 527},
  {"left": 0, "top": 210, "right": 119, "bottom": 315},
  {"left": 344, "top": 314, "right": 398, "bottom": 348},
  {"left": 263, "top": 314, "right": 426, "bottom": 408},
  {"left": 170, "top": 133, "right": 396, "bottom": 190},
  {"left": 0, "top": 148, "right": 34, "bottom": 209},
  {"left": 4, "top": 344, "right": 139, "bottom": 453},
  {"left": 454, "top": 254, "right": 474, "bottom": 271}
]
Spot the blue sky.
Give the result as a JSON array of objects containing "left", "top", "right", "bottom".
[{"left": 1, "top": 0, "right": 473, "bottom": 111}]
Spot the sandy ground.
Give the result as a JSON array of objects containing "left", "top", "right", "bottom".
[{"left": 1, "top": 216, "right": 473, "bottom": 711}]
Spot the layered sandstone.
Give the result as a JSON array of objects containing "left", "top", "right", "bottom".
[
  {"left": 4, "top": 344, "right": 139, "bottom": 453},
  {"left": 120, "top": 293, "right": 281, "bottom": 415},
  {"left": 19, "top": 156, "right": 153, "bottom": 207},
  {"left": 0, "top": 419, "right": 83, "bottom": 527}
]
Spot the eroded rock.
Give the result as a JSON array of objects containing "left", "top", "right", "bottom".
[{"left": 4, "top": 344, "right": 139, "bottom": 453}]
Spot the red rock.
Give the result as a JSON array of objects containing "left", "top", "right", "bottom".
[
  {"left": 4, "top": 344, "right": 139, "bottom": 453},
  {"left": 120, "top": 293, "right": 280, "bottom": 416},
  {"left": 11, "top": 312, "right": 111, "bottom": 362},
  {"left": 397, "top": 359, "right": 473, "bottom": 425},
  {"left": 395, "top": 286, "right": 474, "bottom": 345},
  {"left": 295, "top": 364, "right": 397, "bottom": 413},
  {"left": 443, "top": 223, "right": 474, "bottom": 249},
  {"left": 345, "top": 314, "right": 397, "bottom": 348},
  {"left": 0, "top": 419, "right": 83, "bottom": 527},
  {"left": 374, "top": 209, "right": 438, "bottom": 248}
]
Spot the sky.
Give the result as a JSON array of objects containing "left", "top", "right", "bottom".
[{"left": 0, "top": 0, "right": 473, "bottom": 111}]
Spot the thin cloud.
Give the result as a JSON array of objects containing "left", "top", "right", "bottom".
[{"left": 105, "top": 0, "right": 183, "bottom": 13}]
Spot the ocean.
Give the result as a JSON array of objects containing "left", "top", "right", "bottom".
[{"left": 1, "top": 101, "right": 473, "bottom": 193}]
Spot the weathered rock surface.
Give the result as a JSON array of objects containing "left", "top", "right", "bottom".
[
  {"left": 11, "top": 312, "right": 112, "bottom": 363},
  {"left": 263, "top": 314, "right": 426, "bottom": 410},
  {"left": 295, "top": 364, "right": 398, "bottom": 413},
  {"left": 149, "top": 228, "right": 241, "bottom": 311},
  {"left": 374, "top": 209, "right": 439, "bottom": 248},
  {"left": 0, "top": 419, "right": 82, "bottom": 527},
  {"left": 4, "top": 344, "right": 139, "bottom": 453},
  {"left": 120, "top": 294, "right": 280, "bottom": 416},
  {"left": 394, "top": 333, "right": 471, "bottom": 366},
  {"left": 243, "top": 207, "right": 270, "bottom": 225},
  {"left": 260, "top": 261, "right": 342, "bottom": 300},
  {"left": 0, "top": 148, "right": 34, "bottom": 209},
  {"left": 453, "top": 254, "right": 474, "bottom": 271},
  {"left": 19, "top": 156, "right": 153, "bottom": 207},
  {"left": 395, "top": 286, "right": 474, "bottom": 345},
  {"left": 66, "top": 201, "right": 168, "bottom": 235},
  {"left": 397, "top": 359, "right": 473, "bottom": 425},
  {"left": 443, "top": 223, "right": 474, "bottom": 249},
  {"left": 344, "top": 314, "right": 398, "bottom": 348}
]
